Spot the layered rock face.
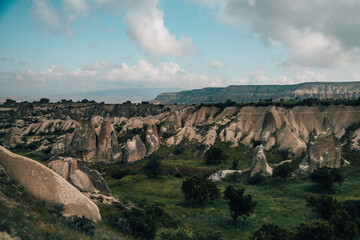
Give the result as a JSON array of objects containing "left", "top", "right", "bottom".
[
  {"left": 250, "top": 145, "right": 273, "bottom": 177},
  {"left": 153, "top": 82, "right": 360, "bottom": 105},
  {"left": 0, "top": 146, "right": 101, "bottom": 221}
]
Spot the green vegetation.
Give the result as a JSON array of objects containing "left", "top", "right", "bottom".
[
  {"left": 0, "top": 168, "right": 121, "bottom": 239},
  {"left": 98, "top": 141, "right": 360, "bottom": 239},
  {"left": 205, "top": 146, "right": 228, "bottom": 165},
  {"left": 224, "top": 185, "right": 257, "bottom": 221},
  {"left": 309, "top": 167, "right": 344, "bottom": 190},
  {"left": 273, "top": 163, "right": 294, "bottom": 183},
  {"left": 181, "top": 175, "right": 220, "bottom": 204}
]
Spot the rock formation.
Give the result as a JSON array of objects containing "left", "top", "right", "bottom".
[
  {"left": 250, "top": 145, "right": 273, "bottom": 177},
  {"left": 0, "top": 146, "right": 101, "bottom": 221},
  {"left": 3, "top": 127, "right": 22, "bottom": 147},
  {"left": 123, "top": 135, "right": 147, "bottom": 162},
  {"left": 299, "top": 129, "right": 342, "bottom": 172},
  {"left": 48, "top": 157, "right": 111, "bottom": 194},
  {"left": 145, "top": 125, "right": 160, "bottom": 156}
]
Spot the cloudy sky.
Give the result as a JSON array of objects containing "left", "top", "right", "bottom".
[{"left": 1, "top": 0, "right": 360, "bottom": 100}]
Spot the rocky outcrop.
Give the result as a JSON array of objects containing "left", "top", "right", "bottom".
[
  {"left": 48, "top": 157, "right": 111, "bottom": 194},
  {"left": 123, "top": 135, "right": 147, "bottom": 162},
  {"left": 250, "top": 145, "right": 273, "bottom": 177},
  {"left": 145, "top": 125, "right": 160, "bottom": 156},
  {"left": 21, "top": 118, "right": 79, "bottom": 136},
  {"left": 3, "top": 127, "right": 22, "bottom": 147},
  {"left": 95, "top": 117, "right": 122, "bottom": 162},
  {"left": 209, "top": 170, "right": 243, "bottom": 182},
  {"left": 0, "top": 146, "right": 101, "bottom": 221},
  {"left": 299, "top": 129, "right": 342, "bottom": 172}
]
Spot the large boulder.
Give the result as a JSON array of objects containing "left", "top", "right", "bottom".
[
  {"left": 250, "top": 145, "right": 273, "bottom": 177},
  {"left": 0, "top": 146, "right": 101, "bottom": 221},
  {"left": 48, "top": 157, "right": 111, "bottom": 194},
  {"left": 123, "top": 135, "right": 147, "bottom": 162}
]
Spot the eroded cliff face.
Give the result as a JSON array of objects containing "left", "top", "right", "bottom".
[
  {"left": 153, "top": 82, "right": 360, "bottom": 105},
  {"left": 2, "top": 104, "right": 360, "bottom": 175}
]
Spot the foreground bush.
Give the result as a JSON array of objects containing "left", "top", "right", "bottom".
[
  {"left": 224, "top": 185, "right": 257, "bottom": 221},
  {"left": 250, "top": 223, "right": 292, "bottom": 240},
  {"left": 64, "top": 215, "right": 95, "bottom": 236},
  {"left": 309, "top": 167, "right": 344, "bottom": 190},
  {"left": 181, "top": 175, "right": 220, "bottom": 204}
]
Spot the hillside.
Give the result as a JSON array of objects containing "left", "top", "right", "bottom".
[
  {"left": 2, "top": 101, "right": 360, "bottom": 239},
  {"left": 152, "top": 82, "right": 360, "bottom": 105}
]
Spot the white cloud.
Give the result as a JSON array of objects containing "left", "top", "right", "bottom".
[
  {"left": 84, "top": 60, "right": 115, "bottom": 71},
  {"left": 209, "top": 61, "right": 226, "bottom": 69},
  {"left": 352, "top": 73, "right": 360, "bottom": 81},
  {"left": 31, "top": 0, "right": 198, "bottom": 56},
  {"left": 194, "top": 0, "right": 360, "bottom": 68},
  {"left": 296, "top": 71, "right": 327, "bottom": 83},
  {"left": 123, "top": 1, "right": 198, "bottom": 56}
]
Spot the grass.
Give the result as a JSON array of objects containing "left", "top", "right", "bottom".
[{"left": 104, "top": 144, "right": 360, "bottom": 239}]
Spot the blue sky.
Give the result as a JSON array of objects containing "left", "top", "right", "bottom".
[{"left": 0, "top": 0, "right": 360, "bottom": 100}]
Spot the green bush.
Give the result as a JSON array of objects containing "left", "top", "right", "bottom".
[
  {"left": 309, "top": 167, "right": 344, "bottom": 190},
  {"left": 248, "top": 173, "right": 265, "bottom": 185},
  {"left": 144, "top": 157, "right": 163, "bottom": 178},
  {"left": 306, "top": 195, "right": 340, "bottom": 220},
  {"left": 205, "top": 146, "right": 228, "bottom": 165},
  {"left": 293, "top": 220, "right": 335, "bottom": 240},
  {"left": 64, "top": 216, "right": 95, "bottom": 236},
  {"left": 273, "top": 162, "right": 294, "bottom": 183},
  {"left": 52, "top": 203, "right": 65, "bottom": 217},
  {"left": 250, "top": 223, "right": 293, "bottom": 240},
  {"left": 193, "top": 230, "right": 223, "bottom": 240},
  {"left": 111, "top": 169, "right": 135, "bottom": 179},
  {"left": 224, "top": 185, "right": 257, "bottom": 221},
  {"left": 181, "top": 175, "right": 220, "bottom": 204}
]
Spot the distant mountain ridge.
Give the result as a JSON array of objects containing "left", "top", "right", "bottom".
[{"left": 152, "top": 82, "right": 360, "bottom": 105}]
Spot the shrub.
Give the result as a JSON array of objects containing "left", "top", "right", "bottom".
[
  {"left": 223, "top": 172, "right": 242, "bottom": 183},
  {"left": 250, "top": 223, "right": 293, "bottom": 240},
  {"left": 309, "top": 167, "right": 345, "bottom": 190},
  {"left": 293, "top": 220, "right": 335, "bottom": 240},
  {"left": 111, "top": 169, "right": 135, "bottom": 179},
  {"left": 329, "top": 209, "right": 358, "bottom": 240},
  {"left": 205, "top": 147, "right": 228, "bottom": 165},
  {"left": 306, "top": 195, "right": 340, "bottom": 220},
  {"left": 52, "top": 203, "right": 65, "bottom": 217},
  {"left": 64, "top": 216, "right": 95, "bottom": 236},
  {"left": 248, "top": 173, "right": 265, "bottom": 185},
  {"left": 231, "top": 158, "right": 239, "bottom": 170},
  {"left": 273, "top": 162, "right": 294, "bottom": 183},
  {"left": 193, "top": 230, "right": 223, "bottom": 240},
  {"left": 160, "top": 228, "right": 192, "bottom": 240},
  {"left": 224, "top": 185, "right": 257, "bottom": 221},
  {"left": 144, "top": 156, "right": 163, "bottom": 178},
  {"left": 181, "top": 175, "right": 220, "bottom": 204},
  {"left": 174, "top": 145, "right": 185, "bottom": 155},
  {"left": 123, "top": 207, "right": 157, "bottom": 240}
]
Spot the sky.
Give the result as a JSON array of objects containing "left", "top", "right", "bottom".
[{"left": 1, "top": 0, "right": 360, "bottom": 101}]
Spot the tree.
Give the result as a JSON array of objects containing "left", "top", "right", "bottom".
[
  {"left": 181, "top": 175, "right": 220, "bottom": 204},
  {"left": 306, "top": 195, "right": 341, "bottom": 220},
  {"left": 293, "top": 220, "right": 336, "bottom": 240},
  {"left": 309, "top": 167, "right": 345, "bottom": 190},
  {"left": 205, "top": 147, "right": 228, "bottom": 165},
  {"left": 329, "top": 209, "right": 357, "bottom": 240},
  {"left": 273, "top": 162, "right": 294, "bottom": 183},
  {"left": 249, "top": 223, "right": 292, "bottom": 240},
  {"left": 144, "top": 157, "right": 163, "bottom": 178},
  {"left": 224, "top": 185, "right": 257, "bottom": 221}
]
